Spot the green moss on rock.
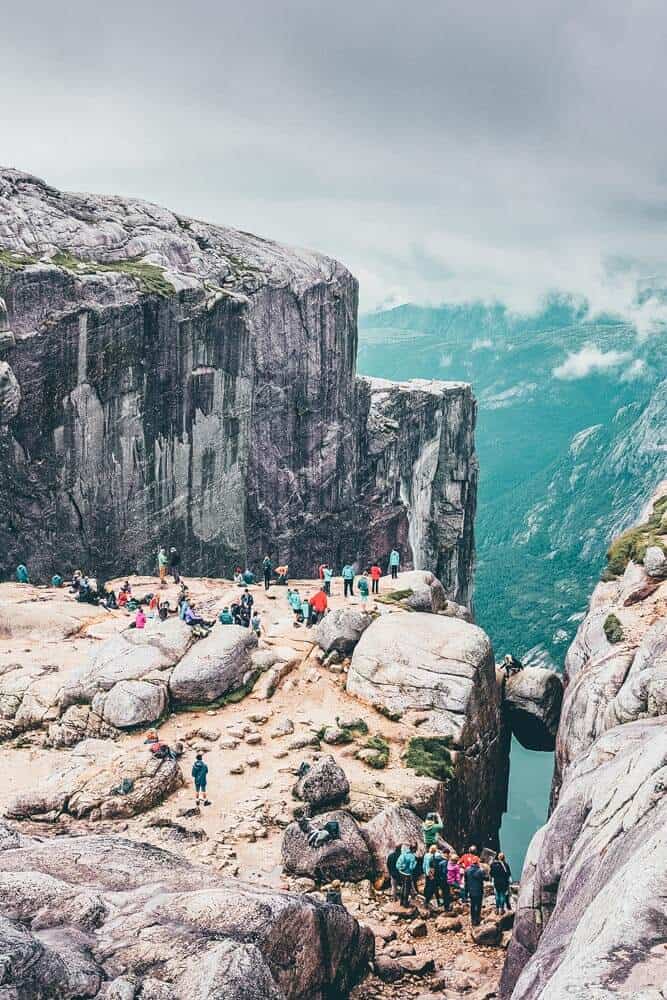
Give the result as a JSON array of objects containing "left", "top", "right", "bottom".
[
  {"left": 357, "top": 735, "right": 390, "bottom": 769},
  {"left": 605, "top": 495, "right": 667, "bottom": 578},
  {"left": 603, "top": 613, "right": 624, "bottom": 644},
  {"left": 51, "top": 251, "right": 175, "bottom": 297},
  {"left": 404, "top": 736, "right": 454, "bottom": 782}
]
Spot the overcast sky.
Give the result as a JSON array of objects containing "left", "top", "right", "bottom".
[{"left": 2, "top": 0, "right": 667, "bottom": 321}]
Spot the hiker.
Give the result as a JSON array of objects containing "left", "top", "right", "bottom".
[
  {"left": 241, "top": 589, "right": 254, "bottom": 612},
  {"left": 251, "top": 611, "right": 261, "bottom": 636},
  {"left": 275, "top": 564, "right": 289, "bottom": 585},
  {"left": 436, "top": 848, "right": 452, "bottom": 910},
  {"left": 287, "top": 587, "right": 302, "bottom": 622},
  {"left": 447, "top": 853, "right": 463, "bottom": 900},
  {"left": 422, "top": 846, "right": 440, "bottom": 907},
  {"left": 242, "top": 568, "right": 255, "bottom": 585},
  {"left": 370, "top": 562, "right": 382, "bottom": 594},
  {"left": 219, "top": 606, "right": 234, "bottom": 624},
  {"left": 51, "top": 573, "right": 63, "bottom": 588},
  {"left": 341, "top": 562, "right": 355, "bottom": 598},
  {"left": 502, "top": 654, "right": 523, "bottom": 678},
  {"left": 231, "top": 601, "right": 243, "bottom": 625},
  {"left": 145, "top": 731, "right": 176, "bottom": 760},
  {"left": 300, "top": 596, "right": 310, "bottom": 627},
  {"left": 464, "top": 860, "right": 486, "bottom": 926},
  {"left": 422, "top": 811, "right": 445, "bottom": 849},
  {"left": 185, "top": 603, "right": 213, "bottom": 629},
  {"left": 15, "top": 564, "right": 29, "bottom": 584},
  {"left": 389, "top": 548, "right": 400, "bottom": 579},
  {"left": 105, "top": 588, "right": 118, "bottom": 610},
  {"left": 386, "top": 844, "right": 402, "bottom": 899},
  {"left": 169, "top": 547, "right": 180, "bottom": 583},
  {"left": 307, "top": 586, "right": 328, "bottom": 627},
  {"left": 192, "top": 752, "right": 210, "bottom": 806},
  {"left": 69, "top": 570, "right": 83, "bottom": 593},
  {"left": 357, "top": 572, "right": 370, "bottom": 604},
  {"left": 490, "top": 852, "right": 512, "bottom": 913},
  {"left": 396, "top": 844, "right": 418, "bottom": 907},
  {"left": 262, "top": 555, "right": 272, "bottom": 590},
  {"left": 459, "top": 845, "right": 480, "bottom": 905},
  {"left": 325, "top": 880, "right": 344, "bottom": 906},
  {"left": 118, "top": 589, "right": 129, "bottom": 608},
  {"left": 158, "top": 600, "right": 170, "bottom": 621},
  {"left": 157, "top": 547, "right": 168, "bottom": 587},
  {"left": 134, "top": 607, "right": 146, "bottom": 629},
  {"left": 318, "top": 563, "right": 327, "bottom": 580},
  {"left": 233, "top": 567, "right": 244, "bottom": 585},
  {"left": 323, "top": 564, "right": 333, "bottom": 595},
  {"left": 178, "top": 595, "right": 190, "bottom": 620}
]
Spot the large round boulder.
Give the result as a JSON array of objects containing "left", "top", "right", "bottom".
[
  {"left": 169, "top": 626, "right": 257, "bottom": 706},
  {"left": 294, "top": 755, "right": 350, "bottom": 810},
  {"left": 503, "top": 667, "right": 563, "bottom": 751},
  {"left": 643, "top": 545, "right": 667, "bottom": 579},
  {"left": 91, "top": 679, "right": 168, "bottom": 729},
  {"left": 281, "top": 810, "right": 372, "bottom": 882},
  {"left": 362, "top": 805, "right": 425, "bottom": 877},
  {"left": 316, "top": 607, "right": 374, "bottom": 654}
]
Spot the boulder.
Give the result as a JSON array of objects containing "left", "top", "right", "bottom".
[
  {"left": 643, "top": 545, "right": 667, "bottom": 579},
  {"left": 294, "top": 755, "right": 350, "bottom": 810},
  {"left": 281, "top": 810, "right": 373, "bottom": 883},
  {"left": 362, "top": 805, "right": 425, "bottom": 877},
  {"left": 472, "top": 921, "right": 502, "bottom": 946},
  {"left": 92, "top": 679, "right": 168, "bottom": 729},
  {"left": 0, "top": 827, "right": 374, "bottom": 998},
  {"left": 169, "top": 626, "right": 257, "bottom": 705},
  {"left": 315, "top": 607, "right": 374, "bottom": 654},
  {"left": 347, "top": 613, "right": 508, "bottom": 848},
  {"left": 503, "top": 667, "right": 563, "bottom": 751},
  {"left": 379, "top": 570, "right": 446, "bottom": 613}
]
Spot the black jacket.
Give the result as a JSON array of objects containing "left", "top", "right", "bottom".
[
  {"left": 464, "top": 863, "right": 486, "bottom": 897},
  {"left": 387, "top": 848, "right": 401, "bottom": 879},
  {"left": 490, "top": 859, "right": 511, "bottom": 890}
]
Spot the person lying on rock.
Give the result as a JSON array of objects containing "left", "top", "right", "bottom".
[
  {"left": 490, "top": 852, "right": 512, "bottom": 913},
  {"left": 298, "top": 815, "right": 340, "bottom": 848},
  {"left": 464, "top": 859, "right": 486, "bottom": 926},
  {"left": 192, "top": 752, "right": 210, "bottom": 806},
  {"left": 145, "top": 731, "right": 177, "bottom": 761}
]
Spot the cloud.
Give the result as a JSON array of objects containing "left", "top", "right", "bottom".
[
  {"left": 553, "top": 344, "right": 632, "bottom": 380},
  {"left": 472, "top": 338, "right": 494, "bottom": 351},
  {"left": 620, "top": 358, "right": 649, "bottom": 381},
  {"left": 1, "top": 0, "right": 667, "bottom": 318}
]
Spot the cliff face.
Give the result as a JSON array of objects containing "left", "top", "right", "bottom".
[
  {"left": 501, "top": 486, "right": 667, "bottom": 999},
  {"left": 0, "top": 170, "right": 476, "bottom": 599}
]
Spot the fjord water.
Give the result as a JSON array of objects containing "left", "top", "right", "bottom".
[{"left": 358, "top": 299, "right": 667, "bottom": 873}]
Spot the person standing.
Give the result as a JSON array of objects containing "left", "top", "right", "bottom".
[
  {"left": 192, "top": 752, "right": 210, "bottom": 806},
  {"left": 169, "top": 547, "right": 180, "bottom": 584},
  {"left": 436, "top": 849, "right": 452, "bottom": 910},
  {"left": 464, "top": 860, "right": 486, "bottom": 926},
  {"left": 396, "top": 844, "right": 418, "bottom": 907},
  {"left": 157, "top": 547, "right": 168, "bottom": 587},
  {"left": 422, "top": 811, "right": 445, "bottom": 850},
  {"left": 389, "top": 548, "right": 400, "bottom": 580},
  {"left": 447, "top": 853, "right": 463, "bottom": 901},
  {"left": 323, "top": 565, "right": 333, "bottom": 595},
  {"left": 386, "top": 844, "right": 402, "bottom": 899},
  {"left": 490, "top": 853, "right": 512, "bottom": 913},
  {"left": 241, "top": 588, "right": 254, "bottom": 614},
  {"left": 459, "top": 844, "right": 480, "bottom": 904},
  {"left": 262, "top": 555, "right": 272, "bottom": 591},
  {"left": 357, "top": 572, "right": 370, "bottom": 605},
  {"left": 341, "top": 562, "right": 355, "bottom": 598},
  {"left": 370, "top": 562, "right": 382, "bottom": 594}
]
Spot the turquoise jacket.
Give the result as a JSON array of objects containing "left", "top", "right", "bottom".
[
  {"left": 357, "top": 577, "right": 369, "bottom": 596},
  {"left": 342, "top": 564, "right": 354, "bottom": 580},
  {"left": 389, "top": 550, "right": 400, "bottom": 566},
  {"left": 288, "top": 590, "right": 301, "bottom": 611},
  {"left": 16, "top": 565, "right": 29, "bottom": 584}
]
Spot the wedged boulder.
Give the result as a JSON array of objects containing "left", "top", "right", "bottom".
[
  {"left": 281, "top": 810, "right": 372, "bottom": 883},
  {"left": 5, "top": 748, "right": 183, "bottom": 822},
  {"left": 315, "top": 607, "right": 374, "bottom": 654},
  {"left": 0, "top": 827, "right": 374, "bottom": 998},
  {"left": 362, "top": 805, "right": 424, "bottom": 877},
  {"left": 501, "top": 718, "right": 667, "bottom": 1000},
  {"left": 92, "top": 678, "right": 168, "bottom": 729},
  {"left": 169, "top": 626, "right": 258, "bottom": 705},
  {"left": 379, "top": 570, "right": 446, "bottom": 612},
  {"left": 61, "top": 618, "right": 192, "bottom": 708},
  {"left": 294, "top": 755, "right": 350, "bottom": 810},
  {"left": 503, "top": 667, "right": 563, "bottom": 751}
]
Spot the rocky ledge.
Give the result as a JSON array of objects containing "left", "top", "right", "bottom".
[
  {"left": 0, "top": 170, "right": 476, "bottom": 605},
  {"left": 501, "top": 486, "right": 667, "bottom": 999}
]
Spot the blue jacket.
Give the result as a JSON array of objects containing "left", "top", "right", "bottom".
[{"left": 396, "top": 849, "right": 417, "bottom": 876}]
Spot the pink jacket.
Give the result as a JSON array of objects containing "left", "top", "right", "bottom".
[
  {"left": 447, "top": 862, "right": 462, "bottom": 885},
  {"left": 135, "top": 610, "right": 146, "bottom": 629}
]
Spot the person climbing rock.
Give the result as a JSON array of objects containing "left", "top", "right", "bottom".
[
  {"left": 157, "top": 547, "right": 168, "bottom": 587},
  {"left": 396, "top": 844, "right": 418, "bottom": 907},
  {"left": 307, "top": 586, "right": 328, "bottom": 627},
  {"left": 389, "top": 548, "right": 400, "bottom": 580},
  {"left": 464, "top": 860, "right": 486, "bottom": 926},
  {"left": 262, "top": 555, "right": 272, "bottom": 590},
  {"left": 370, "top": 562, "right": 382, "bottom": 594},
  {"left": 342, "top": 562, "right": 355, "bottom": 598},
  {"left": 490, "top": 852, "right": 512, "bottom": 913},
  {"left": 502, "top": 654, "right": 523, "bottom": 677},
  {"left": 169, "top": 547, "right": 180, "bottom": 584},
  {"left": 422, "top": 811, "right": 444, "bottom": 848},
  {"left": 192, "top": 752, "right": 210, "bottom": 806}
]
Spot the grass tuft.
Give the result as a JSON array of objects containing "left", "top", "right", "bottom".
[
  {"left": 603, "top": 613, "right": 624, "bottom": 644},
  {"left": 357, "top": 735, "right": 390, "bottom": 769},
  {"left": 605, "top": 495, "right": 667, "bottom": 578},
  {"left": 51, "top": 251, "right": 175, "bottom": 297},
  {"left": 404, "top": 736, "right": 454, "bottom": 782}
]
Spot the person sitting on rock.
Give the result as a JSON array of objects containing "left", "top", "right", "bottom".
[
  {"left": 490, "top": 852, "right": 512, "bottom": 913},
  {"left": 192, "top": 752, "right": 210, "bottom": 806},
  {"left": 51, "top": 573, "right": 63, "bottom": 588},
  {"left": 233, "top": 566, "right": 244, "bottom": 585},
  {"left": 158, "top": 600, "right": 170, "bottom": 621},
  {"left": 184, "top": 603, "right": 213, "bottom": 629},
  {"left": 396, "top": 844, "right": 418, "bottom": 907},
  {"left": 464, "top": 859, "right": 486, "bottom": 927},
  {"left": 275, "top": 564, "right": 289, "bottom": 585},
  {"left": 325, "top": 880, "right": 344, "bottom": 907},
  {"left": 502, "top": 654, "right": 523, "bottom": 677},
  {"left": 104, "top": 588, "right": 118, "bottom": 610},
  {"left": 242, "top": 568, "right": 255, "bottom": 585},
  {"left": 15, "top": 563, "right": 29, "bottom": 584},
  {"left": 219, "top": 606, "right": 234, "bottom": 624},
  {"left": 307, "top": 586, "right": 328, "bottom": 627},
  {"left": 134, "top": 607, "right": 146, "bottom": 629},
  {"left": 69, "top": 569, "right": 83, "bottom": 593}
]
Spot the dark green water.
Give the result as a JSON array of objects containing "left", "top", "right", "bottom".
[{"left": 358, "top": 300, "right": 667, "bottom": 874}]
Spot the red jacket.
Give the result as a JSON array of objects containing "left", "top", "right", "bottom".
[
  {"left": 459, "top": 853, "right": 480, "bottom": 869},
  {"left": 310, "top": 590, "right": 328, "bottom": 613},
  {"left": 370, "top": 565, "right": 382, "bottom": 580}
]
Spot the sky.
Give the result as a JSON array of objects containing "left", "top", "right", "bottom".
[{"left": 2, "top": 0, "right": 667, "bottom": 320}]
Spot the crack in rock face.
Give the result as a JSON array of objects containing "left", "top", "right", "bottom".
[{"left": 0, "top": 362, "right": 20, "bottom": 423}]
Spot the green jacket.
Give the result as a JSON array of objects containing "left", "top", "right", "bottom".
[
  {"left": 219, "top": 611, "right": 234, "bottom": 624},
  {"left": 288, "top": 591, "right": 302, "bottom": 611},
  {"left": 357, "top": 578, "right": 369, "bottom": 596},
  {"left": 158, "top": 551, "right": 168, "bottom": 567},
  {"left": 422, "top": 820, "right": 443, "bottom": 846}
]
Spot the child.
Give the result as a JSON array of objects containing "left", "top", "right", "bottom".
[
  {"left": 357, "top": 572, "right": 370, "bottom": 604},
  {"left": 192, "top": 752, "right": 210, "bottom": 806}
]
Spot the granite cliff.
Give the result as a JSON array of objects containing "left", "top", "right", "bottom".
[
  {"left": 0, "top": 170, "right": 476, "bottom": 603},
  {"left": 501, "top": 486, "right": 667, "bottom": 999}
]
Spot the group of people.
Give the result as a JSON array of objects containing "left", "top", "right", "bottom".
[
  {"left": 386, "top": 813, "right": 513, "bottom": 926},
  {"left": 218, "top": 589, "right": 261, "bottom": 635}
]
